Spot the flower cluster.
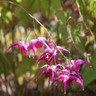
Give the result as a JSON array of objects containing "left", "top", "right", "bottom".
[
  {"left": 7, "top": 37, "right": 92, "bottom": 94},
  {"left": 52, "top": 59, "right": 92, "bottom": 94},
  {"left": 7, "top": 37, "right": 48, "bottom": 60}
]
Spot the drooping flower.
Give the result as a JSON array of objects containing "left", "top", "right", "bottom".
[
  {"left": 51, "top": 59, "right": 92, "bottom": 94},
  {"left": 36, "top": 64, "right": 62, "bottom": 81},
  {"left": 36, "top": 42, "right": 70, "bottom": 66},
  {"left": 7, "top": 41, "right": 29, "bottom": 60},
  {"left": 28, "top": 37, "right": 49, "bottom": 58},
  {"left": 36, "top": 48, "right": 60, "bottom": 65},
  {"left": 65, "top": 59, "right": 92, "bottom": 72},
  {"left": 7, "top": 37, "right": 49, "bottom": 59},
  {"left": 52, "top": 67, "right": 84, "bottom": 94}
]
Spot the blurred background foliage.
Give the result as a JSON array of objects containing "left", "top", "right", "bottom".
[{"left": 0, "top": 0, "right": 96, "bottom": 96}]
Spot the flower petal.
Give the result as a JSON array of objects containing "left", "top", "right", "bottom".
[
  {"left": 73, "top": 59, "right": 92, "bottom": 67},
  {"left": 56, "top": 46, "right": 70, "bottom": 53}
]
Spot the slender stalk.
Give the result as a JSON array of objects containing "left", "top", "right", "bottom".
[{"left": 0, "top": 0, "right": 68, "bottom": 61}]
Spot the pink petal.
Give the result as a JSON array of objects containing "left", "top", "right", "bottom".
[
  {"left": 73, "top": 59, "right": 92, "bottom": 67},
  {"left": 32, "top": 48, "right": 35, "bottom": 58},
  {"left": 28, "top": 47, "right": 35, "bottom": 58},
  {"left": 7, "top": 41, "right": 28, "bottom": 60},
  {"left": 56, "top": 46, "right": 70, "bottom": 53},
  {"left": 7, "top": 41, "right": 24, "bottom": 52},
  {"left": 55, "top": 75, "right": 64, "bottom": 81},
  {"left": 53, "top": 56, "right": 57, "bottom": 65},
  {"left": 35, "top": 39, "right": 43, "bottom": 49},
  {"left": 39, "top": 65, "right": 48, "bottom": 70},
  {"left": 40, "top": 48, "right": 48, "bottom": 56},
  {"left": 56, "top": 58, "right": 61, "bottom": 64},
  {"left": 70, "top": 72, "right": 84, "bottom": 90},
  {"left": 36, "top": 55, "right": 46, "bottom": 66},
  {"left": 73, "top": 76, "right": 84, "bottom": 90},
  {"left": 38, "top": 37, "right": 51, "bottom": 50},
  {"left": 38, "top": 37, "right": 49, "bottom": 43},
  {"left": 21, "top": 52, "right": 27, "bottom": 61}
]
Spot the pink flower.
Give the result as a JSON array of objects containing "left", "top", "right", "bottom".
[
  {"left": 52, "top": 69, "right": 84, "bottom": 94},
  {"left": 7, "top": 37, "right": 49, "bottom": 59},
  {"left": 36, "top": 42, "right": 70, "bottom": 66},
  {"left": 36, "top": 64, "right": 62, "bottom": 81},
  {"left": 28, "top": 37, "right": 48, "bottom": 58},
  {"left": 7, "top": 41, "right": 29, "bottom": 60},
  {"left": 51, "top": 59, "right": 91, "bottom": 94},
  {"left": 65, "top": 59, "right": 92, "bottom": 72},
  {"left": 36, "top": 48, "right": 60, "bottom": 65}
]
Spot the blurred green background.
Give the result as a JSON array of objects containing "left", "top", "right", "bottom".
[{"left": 0, "top": 0, "right": 96, "bottom": 96}]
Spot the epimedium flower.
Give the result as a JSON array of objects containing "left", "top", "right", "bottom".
[
  {"left": 7, "top": 41, "right": 29, "bottom": 60},
  {"left": 28, "top": 37, "right": 49, "bottom": 58},
  {"left": 36, "top": 64, "right": 62, "bottom": 81},
  {"left": 52, "top": 68, "right": 84, "bottom": 94},
  {"left": 7, "top": 37, "right": 49, "bottom": 59},
  {"left": 65, "top": 59, "right": 92, "bottom": 72},
  {"left": 36, "top": 42, "right": 70, "bottom": 66},
  {"left": 36, "top": 48, "right": 61, "bottom": 66},
  {"left": 51, "top": 59, "right": 92, "bottom": 94}
]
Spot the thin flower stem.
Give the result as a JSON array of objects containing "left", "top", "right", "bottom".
[{"left": 0, "top": 0, "right": 68, "bottom": 61}]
